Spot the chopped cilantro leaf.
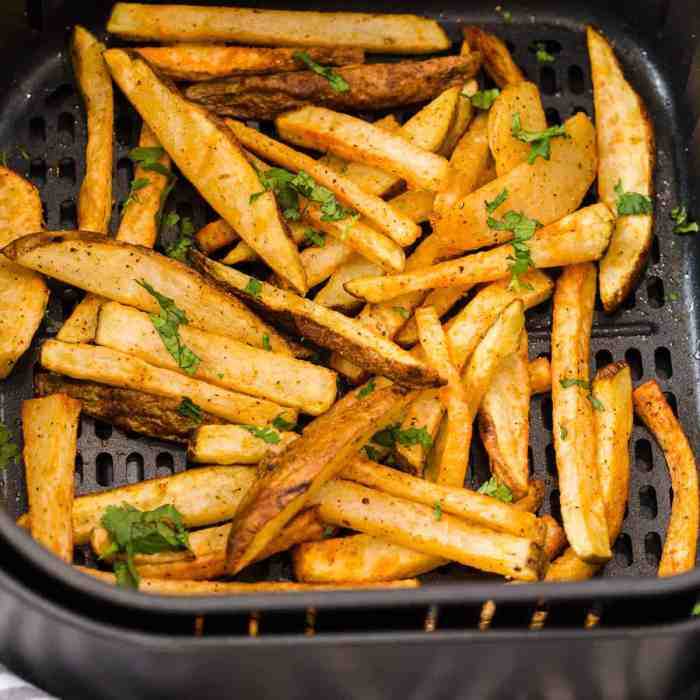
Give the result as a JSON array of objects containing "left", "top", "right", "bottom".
[
  {"left": 665, "top": 291, "right": 680, "bottom": 302},
  {"left": 240, "top": 425, "right": 281, "bottom": 444},
  {"left": 176, "top": 397, "right": 202, "bottom": 424},
  {"left": 363, "top": 445, "right": 383, "bottom": 461},
  {"left": 294, "top": 51, "right": 350, "bottom": 93},
  {"left": 671, "top": 205, "right": 699, "bottom": 234},
  {"left": 358, "top": 380, "right": 376, "bottom": 398},
  {"left": 559, "top": 425, "right": 568, "bottom": 441},
  {"left": 370, "top": 423, "right": 433, "bottom": 450},
  {"left": 166, "top": 217, "right": 195, "bottom": 264},
  {"left": 478, "top": 476, "right": 513, "bottom": 502},
  {"left": 511, "top": 113, "right": 569, "bottom": 164},
  {"left": 262, "top": 333, "right": 271, "bottom": 351},
  {"left": 614, "top": 180, "right": 653, "bottom": 216},
  {"left": 129, "top": 146, "right": 166, "bottom": 165},
  {"left": 393, "top": 306, "right": 410, "bottom": 319},
  {"left": 124, "top": 177, "right": 150, "bottom": 209},
  {"left": 470, "top": 89, "right": 500, "bottom": 110},
  {"left": 434, "top": 501, "right": 442, "bottom": 522},
  {"left": 486, "top": 188, "right": 509, "bottom": 214},
  {"left": 531, "top": 41, "right": 556, "bottom": 64},
  {"left": 304, "top": 228, "right": 325, "bottom": 246},
  {"left": 0, "top": 423, "right": 20, "bottom": 470},
  {"left": 487, "top": 209, "right": 542, "bottom": 290},
  {"left": 272, "top": 414, "right": 296, "bottom": 431},
  {"left": 559, "top": 378, "right": 605, "bottom": 411},
  {"left": 245, "top": 277, "right": 263, "bottom": 298}
]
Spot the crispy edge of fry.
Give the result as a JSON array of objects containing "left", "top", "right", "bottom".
[
  {"left": 187, "top": 425, "right": 298, "bottom": 465},
  {"left": 633, "top": 380, "right": 699, "bottom": 577},
  {"left": 22, "top": 394, "right": 82, "bottom": 561},
  {"left": 528, "top": 356, "right": 552, "bottom": 395},
  {"left": 462, "top": 25, "right": 524, "bottom": 87},
  {"left": 195, "top": 219, "right": 238, "bottom": 254}
]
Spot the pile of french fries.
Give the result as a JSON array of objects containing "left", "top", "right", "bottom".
[{"left": 1, "top": 3, "right": 697, "bottom": 598}]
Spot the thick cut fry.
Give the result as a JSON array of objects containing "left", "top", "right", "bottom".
[
  {"left": 529, "top": 357, "right": 552, "bottom": 395},
  {"left": 433, "top": 113, "right": 598, "bottom": 253},
  {"left": 541, "top": 516, "right": 569, "bottom": 562},
  {"left": 633, "top": 380, "right": 699, "bottom": 577},
  {"left": 191, "top": 253, "right": 441, "bottom": 388},
  {"left": 313, "top": 480, "right": 543, "bottom": 581},
  {"left": 276, "top": 107, "right": 449, "bottom": 192},
  {"left": 22, "top": 395, "right": 81, "bottom": 561},
  {"left": 196, "top": 219, "right": 237, "bottom": 254},
  {"left": 227, "top": 119, "right": 420, "bottom": 247},
  {"left": 34, "top": 372, "right": 226, "bottom": 443},
  {"left": 225, "top": 384, "right": 414, "bottom": 574},
  {"left": 478, "top": 332, "right": 530, "bottom": 499},
  {"left": 462, "top": 26, "right": 524, "bottom": 88},
  {"left": 3, "top": 231, "right": 289, "bottom": 354},
  {"left": 0, "top": 168, "right": 47, "bottom": 378},
  {"left": 96, "top": 302, "right": 337, "bottom": 415},
  {"left": 300, "top": 238, "right": 355, "bottom": 288},
  {"left": 188, "top": 425, "right": 298, "bottom": 465},
  {"left": 551, "top": 264, "right": 611, "bottom": 564},
  {"left": 403, "top": 85, "right": 462, "bottom": 154},
  {"left": 108, "top": 4, "right": 450, "bottom": 53},
  {"left": 314, "top": 256, "right": 384, "bottom": 312},
  {"left": 513, "top": 479, "right": 546, "bottom": 514},
  {"left": 588, "top": 27, "right": 655, "bottom": 312},
  {"left": 488, "top": 82, "right": 547, "bottom": 177},
  {"left": 135, "top": 45, "right": 365, "bottom": 81},
  {"left": 346, "top": 203, "right": 613, "bottom": 303},
  {"left": 104, "top": 49, "right": 306, "bottom": 294},
  {"left": 40, "top": 340, "right": 298, "bottom": 427},
  {"left": 439, "top": 81, "right": 476, "bottom": 157}
]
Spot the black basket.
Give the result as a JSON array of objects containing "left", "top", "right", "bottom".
[{"left": 1, "top": 0, "right": 700, "bottom": 697}]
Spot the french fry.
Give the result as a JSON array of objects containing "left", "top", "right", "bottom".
[
  {"left": 478, "top": 332, "right": 531, "bottom": 499},
  {"left": 276, "top": 107, "right": 449, "bottom": 192},
  {"left": 401, "top": 85, "right": 462, "bottom": 154},
  {"left": 195, "top": 219, "right": 238, "bottom": 254},
  {"left": 438, "top": 80, "right": 476, "bottom": 157},
  {"left": 312, "top": 479, "right": 544, "bottom": 581},
  {"left": 528, "top": 356, "right": 552, "bottom": 395},
  {"left": 107, "top": 4, "right": 450, "bottom": 53},
  {"left": 387, "top": 189, "right": 435, "bottom": 224},
  {"left": 346, "top": 203, "right": 613, "bottom": 303},
  {"left": 314, "top": 256, "right": 384, "bottom": 312},
  {"left": 3, "top": 231, "right": 290, "bottom": 354},
  {"left": 512, "top": 479, "right": 545, "bottom": 514},
  {"left": 191, "top": 252, "right": 442, "bottom": 388},
  {"left": 188, "top": 425, "right": 298, "bottom": 465},
  {"left": 224, "top": 384, "right": 414, "bottom": 575},
  {"left": 22, "top": 395, "right": 81, "bottom": 561},
  {"left": 588, "top": 26, "right": 655, "bottom": 312},
  {"left": 541, "top": 515, "right": 568, "bottom": 562},
  {"left": 40, "top": 340, "right": 299, "bottom": 426},
  {"left": 300, "top": 238, "right": 356, "bottom": 288},
  {"left": 633, "top": 380, "right": 699, "bottom": 576},
  {"left": 0, "top": 168, "right": 47, "bottom": 378},
  {"left": 134, "top": 45, "right": 365, "bottom": 81},
  {"left": 551, "top": 263, "right": 611, "bottom": 564},
  {"left": 222, "top": 219, "right": 311, "bottom": 267},
  {"left": 462, "top": 26, "right": 524, "bottom": 88},
  {"left": 104, "top": 49, "right": 307, "bottom": 294},
  {"left": 432, "top": 113, "right": 597, "bottom": 254}
]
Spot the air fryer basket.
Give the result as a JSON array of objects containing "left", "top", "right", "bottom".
[{"left": 1, "top": 0, "right": 700, "bottom": 697}]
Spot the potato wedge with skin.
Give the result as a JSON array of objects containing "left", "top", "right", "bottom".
[
  {"left": 313, "top": 480, "right": 543, "bottom": 581},
  {"left": 22, "top": 395, "right": 81, "bottom": 561},
  {"left": 633, "top": 380, "right": 699, "bottom": 577},
  {"left": 276, "top": 107, "right": 449, "bottom": 192},
  {"left": 314, "top": 256, "right": 384, "bottom": 312},
  {"left": 3, "top": 231, "right": 289, "bottom": 354},
  {"left": 107, "top": 4, "right": 450, "bottom": 53},
  {"left": 188, "top": 425, "right": 298, "bottom": 465},
  {"left": 191, "top": 252, "right": 441, "bottom": 388},
  {"left": 0, "top": 168, "right": 47, "bottom": 379},
  {"left": 588, "top": 26, "right": 655, "bottom": 312},
  {"left": 488, "top": 82, "right": 547, "bottom": 177},
  {"left": 433, "top": 112, "right": 597, "bottom": 254},
  {"left": 224, "top": 384, "right": 414, "bottom": 575},
  {"left": 551, "top": 263, "right": 611, "bottom": 564},
  {"left": 134, "top": 45, "right": 365, "bottom": 82},
  {"left": 402, "top": 85, "right": 461, "bottom": 154},
  {"left": 529, "top": 357, "right": 552, "bottom": 395},
  {"left": 439, "top": 80, "right": 476, "bottom": 157},
  {"left": 462, "top": 25, "right": 524, "bottom": 88},
  {"left": 103, "top": 49, "right": 307, "bottom": 294},
  {"left": 346, "top": 203, "right": 614, "bottom": 303},
  {"left": 40, "top": 340, "right": 298, "bottom": 427},
  {"left": 96, "top": 302, "right": 337, "bottom": 415}
]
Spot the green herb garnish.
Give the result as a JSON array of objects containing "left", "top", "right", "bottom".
[
  {"left": 128, "top": 145, "right": 177, "bottom": 226},
  {"left": 240, "top": 425, "right": 281, "bottom": 444},
  {"left": 0, "top": 424, "right": 20, "bottom": 470},
  {"left": 469, "top": 89, "right": 500, "bottom": 110},
  {"left": 393, "top": 306, "right": 410, "bottom": 319},
  {"left": 665, "top": 291, "right": 680, "bottom": 302},
  {"left": 293, "top": 51, "right": 350, "bottom": 93},
  {"left": 176, "top": 397, "right": 202, "bottom": 424},
  {"left": 671, "top": 205, "right": 698, "bottom": 234},
  {"left": 560, "top": 425, "right": 568, "bottom": 441},
  {"left": 486, "top": 188, "right": 509, "bottom": 214},
  {"left": 304, "top": 228, "right": 325, "bottom": 247},
  {"left": 363, "top": 445, "right": 383, "bottom": 462},
  {"left": 245, "top": 277, "right": 263, "bottom": 298},
  {"left": 166, "top": 217, "right": 195, "bottom": 264},
  {"left": 370, "top": 423, "right": 433, "bottom": 450},
  {"left": 124, "top": 177, "right": 149, "bottom": 209},
  {"left": 531, "top": 42, "right": 555, "bottom": 64},
  {"left": 559, "top": 378, "right": 605, "bottom": 411},
  {"left": 511, "top": 113, "right": 569, "bottom": 164},
  {"left": 290, "top": 171, "right": 357, "bottom": 222},
  {"left": 434, "top": 501, "right": 443, "bottom": 522},
  {"left": 478, "top": 476, "right": 513, "bottom": 502},
  {"left": 358, "top": 380, "right": 376, "bottom": 398},
  {"left": 262, "top": 333, "right": 271, "bottom": 351},
  {"left": 272, "top": 414, "right": 296, "bottom": 431},
  {"left": 614, "top": 181, "right": 653, "bottom": 216},
  {"left": 487, "top": 208, "right": 542, "bottom": 290}
]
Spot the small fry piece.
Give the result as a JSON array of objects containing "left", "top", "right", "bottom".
[
  {"left": 22, "top": 394, "right": 81, "bottom": 561},
  {"left": 633, "top": 380, "right": 699, "bottom": 576},
  {"left": 541, "top": 515, "right": 568, "bottom": 562},
  {"left": 528, "top": 357, "right": 552, "bottom": 395},
  {"left": 551, "top": 263, "right": 611, "bottom": 564},
  {"left": 188, "top": 425, "right": 297, "bottom": 465},
  {"left": 588, "top": 26, "right": 655, "bottom": 312},
  {"left": 276, "top": 107, "right": 449, "bottom": 192},
  {"left": 401, "top": 85, "right": 462, "bottom": 154},
  {"left": 195, "top": 219, "right": 238, "bottom": 254},
  {"left": 438, "top": 80, "right": 476, "bottom": 157},
  {"left": 462, "top": 25, "right": 524, "bottom": 88},
  {"left": 300, "top": 238, "right": 356, "bottom": 288},
  {"left": 314, "top": 256, "right": 384, "bottom": 312}
]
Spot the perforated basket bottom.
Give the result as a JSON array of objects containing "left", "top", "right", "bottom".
[{"left": 0, "top": 12, "right": 695, "bottom": 587}]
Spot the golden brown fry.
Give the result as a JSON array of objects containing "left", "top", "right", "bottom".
[
  {"left": 528, "top": 356, "right": 552, "bottom": 395},
  {"left": 195, "top": 219, "right": 238, "bottom": 254},
  {"left": 314, "top": 256, "right": 384, "bottom": 312},
  {"left": 22, "top": 394, "right": 81, "bottom": 561},
  {"left": 188, "top": 425, "right": 298, "bottom": 465},
  {"left": 401, "top": 85, "right": 461, "bottom": 153},
  {"left": 299, "top": 238, "right": 356, "bottom": 289},
  {"left": 462, "top": 25, "right": 524, "bottom": 88},
  {"left": 633, "top": 380, "right": 699, "bottom": 576},
  {"left": 512, "top": 479, "right": 546, "bottom": 514},
  {"left": 541, "top": 515, "right": 568, "bottom": 562},
  {"left": 439, "top": 80, "right": 476, "bottom": 157}
]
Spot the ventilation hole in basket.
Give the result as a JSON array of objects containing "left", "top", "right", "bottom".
[
  {"left": 528, "top": 446, "right": 534, "bottom": 477},
  {"left": 571, "top": 106, "right": 589, "bottom": 117},
  {"left": 568, "top": 65, "right": 585, "bottom": 95},
  {"left": 651, "top": 236, "right": 661, "bottom": 264},
  {"left": 645, "top": 532, "right": 662, "bottom": 567},
  {"left": 57, "top": 112, "right": 75, "bottom": 145},
  {"left": 623, "top": 502, "right": 629, "bottom": 521},
  {"left": 539, "top": 66, "right": 557, "bottom": 96},
  {"left": 621, "top": 289, "right": 636, "bottom": 310},
  {"left": 635, "top": 439, "right": 653, "bottom": 472},
  {"left": 117, "top": 157, "right": 134, "bottom": 191},
  {"left": 545, "top": 107, "right": 561, "bottom": 126},
  {"left": 654, "top": 347, "right": 673, "bottom": 379},
  {"left": 94, "top": 420, "right": 113, "bottom": 440},
  {"left": 74, "top": 453, "right": 83, "bottom": 487},
  {"left": 156, "top": 452, "right": 175, "bottom": 477},
  {"left": 58, "top": 158, "right": 76, "bottom": 185},
  {"left": 647, "top": 276, "right": 665, "bottom": 308},
  {"left": 633, "top": 410, "right": 644, "bottom": 428},
  {"left": 29, "top": 159, "right": 46, "bottom": 186},
  {"left": 116, "top": 114, "right": 134, "bottom": 148},
  {"left": 663, "top": 391, "right": 678, "bottom": 417},
  {"left": 96, "top": 453, "right": 114, "bottom": 486},
  {"left": 540, "top": 396, "right": 552, "bottom": 431},
  {"left": 639, "top": 485, "right": 658, "bottom": 519},
  {"left": 613, "top": 533, "right": 633, "bottom": 567},
  {"left": 126, "top": 453, "right": 144, "bottom": 484},
  {"left": 28, "top": 116, "right": 46, "bottom": 144},
  {"left": 545, "top": 443, "right": 556, "bottom": 477},
  {"left": 595, "top": 349, "right": 613, "bottom": 370},
  {"left": 624, "top": 348, "right": 643, "bottom": 380},
  {"left": 549, "top": 489, "right": 562, "bottom": 524},
  {"left": 46, "top": 84, "right": 74, "bottom": 109},
  {"left": 59, "top": 200, "right": 77, "bottom": 228}
]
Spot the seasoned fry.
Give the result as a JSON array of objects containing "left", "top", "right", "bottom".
[
  {"left": 402, "top": 85, "right": 462, "bottom": 154},
  {"left": 188, "top": 425, "right": 298, "bottom": 465},
  {"left": 528, "top": 356, "right": 552, "bottom": 395},
  {"left": 314, "top": 256, "right": 384, "bottom": 312},
  {"left": 225, "top": 384, "right": 414, "bottom": 574},
  {"left": 633, "top": 380, "right": 698, "bottom": 576},
  {"left": 195, "top": 219, "right": 238, "bottom": 254},
  {"left": 588, "top": 26, "right": 655, "bottom": 312},
  {"left": 313, "top": 479, "right": 544, "bottom": 581},
  {"left": 191, "top": 252, "right": 442, "bottom": 388},
  {"left": 439, "top": 80, "right": 476, "bottom": 157},
  {"left": 541, "top": 515, "right": 568, "bottom": 562},
  {"left": 276, "top": 107, "right": 449, "bottom": 191},
  {"left": 22, "top": 395, "right": 81, "bottom": 561},
  {"left": 104, "top": 49, "right": 307, "bottom": 294},
  {"left": 346, "top": 203, "right": 613, "bottom": 303},
  {"left": 40, "top": 340, "right": 299, "bottom": 426},
  {"left": 3, "top": 231, "right": 290, "bottom": 354},
  {"left": 0, "top": 168, "right": 47, "bottom": 379},
  {"left": 433, "top": 113, "right": 597, "bottom": 253},
  {"left": 551, "top": 263, "right": 611, "bottom": 564},
  {"left": 135, "top": 45, "right": 365, "bottom": 81},
  {"left": 513, "top": 479, "right": 546, "bottom": 514},
  {"left": 108, "top": 4, "right": 450, "bottom": 53},
  {"left": 462, "top": 25, "right": 524, "bottom": 88},
  {"left": 300, "top": 238, "right": 356, "bottom": 288}
]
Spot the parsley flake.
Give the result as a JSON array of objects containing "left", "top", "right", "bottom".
[
  {"left": 290, "top": 171, "right": 357, "bottom": 222},
  {"left": 559, "top": 378, "right": 605, "bottom": 411},
  {"left": 434, "top": 501, "right": 443, "bottom": 522},
  {"left": 511, "top": 113, "right": 569, "bottom": 164},
  {"left": 478, "top": 476, "right": 513, "bottom": 502},
  {"left": 272, "top": 414, "right": 296, "bottom": 431},
  {"left": 166, "top": 217, "right": 195, "bottom": 264},
  {"left": 176, "top": 397, "right": 203, "bottom": 424},
  {"left": 358, "top": 380, "right": 376, "bottom": 398},
  {"left": 262, "top": 333, "right": 271, "bottom": 351},
  {"left": 393, "top": 306, "right": 410, "bottom": 320},
  {"left": 124, "top": 177, "right": 149, "bottom": 209},
  {"left": 665, "top": 291, "right": 680, "bottom": 302},
  {"left": 245, "top": 277, "right": 263, "bottom": 298},
  {"left": 692, "top": 601, "right": 700, "bottom": 616},
  {"left": 469, "top": 89, "right": 500, "bottom": 110},
  {"left": 304, "top": 228, "right": 325, "bottom": 247},
  {"left": 241, "top": 425, "right": 281, "bottom": 444},
  {"left": 363, "top": 445, "right": 383, "bottom": 461},
  {"left": 671, "top": 205, "right": 698, "bottom": 234},
  {"left": 614, "top": 181, "right": 653, "bottom": 216},
  {"left": 128, "top": 145, "right": 177, "bottom": 226},
  {"left": 0, "top": 423, "right": 20, "bottom": 470},
  {"left": 486, "top": 188, "right": 509, "bottom": 214},
  {"left": 370, "top": 423, "right": 433, "bottom": 450},
  {"left": 487, "top": 208, "right": 542, "bottom": 290},
  {"left": 294, "top": 51, "right": 350, "bottom": 93},
  {"left": 531, "top": 42, "right": 556, "bottom": 64}
]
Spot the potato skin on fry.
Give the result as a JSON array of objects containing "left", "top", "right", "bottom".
[{"left": 462, "top": 25, "right": 524, "bottom": 88}]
